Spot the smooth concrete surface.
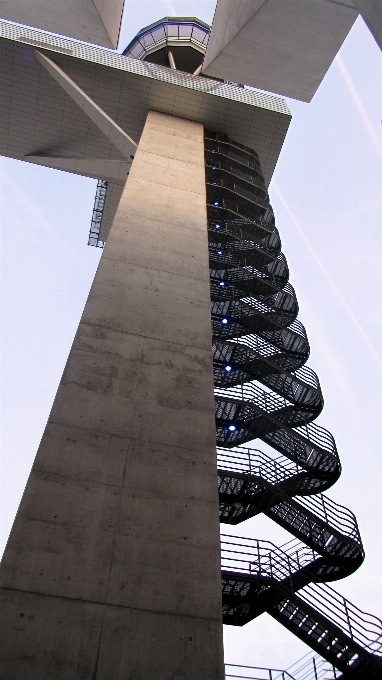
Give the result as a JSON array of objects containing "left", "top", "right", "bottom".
[
  {"left": 0, "top": 111, "right": 225, "bottom": 680},
  {"left": 203, "top": 0, "right": 359, "bottom": 102},
  {"left": 94, "top": 0, "right": 125, "bottom": 48},
  {"left": 354, "top": 0, "right": 382, "bottom": 50},
  {"left": 0, "top": 0, "right": 125, "bottom": 48}
]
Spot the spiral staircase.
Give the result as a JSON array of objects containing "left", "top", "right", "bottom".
[{"left": 204, "top": 131, "right": 382, "bottom": 679}]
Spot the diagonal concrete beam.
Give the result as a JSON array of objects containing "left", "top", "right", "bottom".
[
  {"left": 93, "top": 0, "right": 125, "bottom": 48},
  {"left": 34, "top": 50, "right": 137, "bottom": 160}
]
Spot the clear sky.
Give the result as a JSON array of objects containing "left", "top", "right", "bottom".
[{"left": 1, "top": 0, "right": 382, "bottom": 673}]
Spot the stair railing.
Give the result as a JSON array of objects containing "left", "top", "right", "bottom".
[
  {"left": 221, "top": 535, "right": 382, "bottom": 657},
  {"left": 205, "top": 131, "right": 382, "bottom": 674},
  {"left": 225, "top": 663, "right": 296, "bottom": 679}
]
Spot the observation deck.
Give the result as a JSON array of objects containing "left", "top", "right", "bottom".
[{"left": 123, "top": 16, "right": 210, "bottom": 74}]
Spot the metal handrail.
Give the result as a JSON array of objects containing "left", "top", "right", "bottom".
[
  {"left": 225, "top": 663, "right": 296, "bottom": 680},
  {"left": 225, "top": 656, "right": 339, "bottom": 680},
  {"left": 217, "top": 447, "right": 359, "bottom": 539},
  {"left": 207, "top": 173, "right": 272, "bottom": 212},
  {"left": 284, "top": 652, "right": 339, "bottom": 680},
  {"left": 221, "top": 536, "right": 382, "bottom": 655},
  {"left": 205, "top": 138, "right": 262, "bottom": 172},
  {"left": 206, "top": 132, "right": 381, "bottom": 673},
  {"left": 206, "top": 157, "right": 268, "bottom": 192}
]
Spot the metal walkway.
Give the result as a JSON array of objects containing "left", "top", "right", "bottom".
[{"left": 205, "top": 131, "right": 382, "bottom": 678}]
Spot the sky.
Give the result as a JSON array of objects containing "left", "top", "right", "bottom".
[{"left": 1, "top": 0, "right": 382, "bottom": 673}]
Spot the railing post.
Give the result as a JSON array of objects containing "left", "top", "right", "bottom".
[
  {"left": 287, "top": 555, "right": 293, "bottom": 590},
  {"left": 312, "top": 657, "right": 318, "bottom": 680},
  {"left": 344, "top": 599, "right": 353, "bottom": 639},
  {"left": 322, "top": 495, "right": 328, "bottom": 523},
  {"left": 257, "top": 541, "right": 261, "bottom": 577}
]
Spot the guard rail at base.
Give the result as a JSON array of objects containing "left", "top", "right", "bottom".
[{"left": 225, "top": 652, "right": 345, "bottom": 679}]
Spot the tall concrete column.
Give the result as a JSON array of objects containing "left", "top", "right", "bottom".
[{"left": 0, "top": 111, "right": 224, "bottom": 680}]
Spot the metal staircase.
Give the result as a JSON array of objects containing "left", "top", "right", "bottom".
[{"left": 204, "top": 131, "right": 382, "bottom": 678}]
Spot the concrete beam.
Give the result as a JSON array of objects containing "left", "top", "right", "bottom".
[
  {"left": 203, "top": 0, "right": 359, "bottom": 102},
  {"left": 34, "top": 50, "right": 137, "bottom": 161},
  {"left": 98, "top": 180, "right": 125, "bottom": 242},
  {"left": 24, "top": 155, "right": 130, "bottom": 182},
  {"left": 0, "top": 25, "right": 291, "bottom": 193},
  {"left": 0, "top": 0, "right": 125, "bottom": 48},
  {"left": 93, "top": 0, "right": 125, "bottom": 48},
  {"left": 354, "top": 0, "right": 382, "bottom": 50}
]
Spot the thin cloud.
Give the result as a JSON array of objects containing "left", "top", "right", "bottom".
[
  {"left": 294, "top": 286, "right": 356, "bottom": 410},
  {"left": 272, "top": 181, "right": 382, "bottom": 376},
  {"left": 335, "top": 53, "right": 382, "bottom": 158},
  {"left": 0, "top": 166, "right": 88, "bottom": 267},
  {"left": 162, "top": 0, "right": 177, "bottom": 15}
]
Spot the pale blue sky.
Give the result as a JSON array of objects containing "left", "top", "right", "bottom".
[{"left": 1, "top": 0, "right": 382, "bottom": 672}]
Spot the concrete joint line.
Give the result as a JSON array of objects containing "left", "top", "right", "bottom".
[
  {"left": 1, "top": 586, "right": 223, "bottom": 620},
  {"left": 34, "top": 50, "right": 137, "bottom": 161}
]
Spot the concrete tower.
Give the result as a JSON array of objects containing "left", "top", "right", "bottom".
[
  {"left": 0, "top": 11, "right": 290, "bottom": 679},
  {"left": 1, "top": 3, "right": 382, "bottom": 679}
]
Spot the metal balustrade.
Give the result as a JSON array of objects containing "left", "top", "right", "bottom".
[
  {"left": 206, "top": 169, "right": 271, "bottom": 210},
  {"left": 206, "top": 155, "right": 268, "bottom": 192},
  {"left": 225, "top": 663, "right": 296, "bottom": 679},
  {"left": 205, "top": 131, "right": 382, "bottom": 677},
  {"left": 88, "top": 179, "right": 107, "bottom": 248},
  {"left": 208, "top": 210, "right": 282, "bottom": 256}
]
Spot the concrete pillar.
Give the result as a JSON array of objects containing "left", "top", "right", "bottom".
[{"left": 0, "top": 111, "right": 224, "bottom": 680}]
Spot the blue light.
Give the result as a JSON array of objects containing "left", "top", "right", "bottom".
[
  {"left": 228, "top": 425, "right": 236, "bottom": 432},
  {"left": 215, "top": 224, "right": 221, "bottom": 229},
  {"left": 213, "top": 182, "right": 217, "bottom": 186},
  {"left": 217, "top": 250, "right": 223, "bottom": 255},
  {"left": 221, "top": 318, "right": 228, "bottom": 325},
  {"left": 214, "top": 202, "right": 219, "bottom": 206},
  {"left": 212, "top": 167, "right": 216, "bottom": 170},
  {"left": 225, "top": 365, "right": 232, "bottom": 372},
  {"left": 212, "top": 150, "right": 216, "bottom": 153},
  {"left": 219, "top": 281, "right": 225, "bottom": 287}
]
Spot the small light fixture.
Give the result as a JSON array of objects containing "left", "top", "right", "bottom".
[
  {"left": 214, "top": 201, "right": 219, "bottom": 206},
  {"left": 215, "top": 224, "right": 221, "bottom": 229},
  {"left": 224, "top": 365, "right": 232, "bottom": 372},
  {"left": 219, "top": 281, "right": 225, "bottom": 287},
  {"left": 221, "top": 318, "right": 228, "bottom": 325},
  {"left": 217, "top": 250, "right": 223, "bottom": 255},
  {"left": 228, "top": 425, "right": 236, "bottom": 432}
]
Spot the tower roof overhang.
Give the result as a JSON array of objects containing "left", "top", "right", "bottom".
[
  {"left": 203, "top": 0, "right": 359, "bottom": 102},
  {"left": 0, "top": 0, "right": 125, "bottom": 48},
  {"left": 0, "top": 18, "right": 291, "bottom": 240}
]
